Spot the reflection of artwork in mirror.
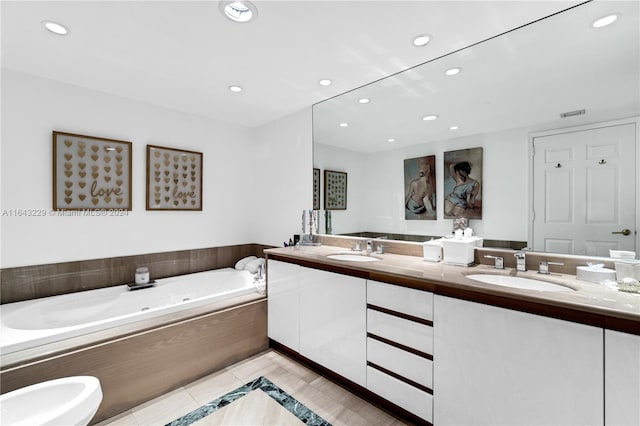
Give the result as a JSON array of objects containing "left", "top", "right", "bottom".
[
  {"left": 324, "top": 170, "right": 347, "bottom": 210},
  {"left": 404, "top": 155, "right": 436, "bottom": 220},
  {"left": 313, "top": 168, "right": 320, "bottom": 210},
  {"left": 444, "top": 147, "right": 482, "bottom": 219}
]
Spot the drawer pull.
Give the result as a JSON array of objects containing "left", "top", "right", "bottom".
[
  {"left": 367, "top": 304, "right": 433, "bottom": 326},
  {"left": 367, "top": 333, "right": 433, "bottom": 360},
  {"left": 367, "top": 361, "right": 433, "bottom": 395}
]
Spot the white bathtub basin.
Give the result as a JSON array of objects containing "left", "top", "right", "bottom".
[
  {"left": 466, "top": 274, "right": 575, "bottom": 292},
  {"left": 0, "top": 376, "right": 102, "bottom": 426},
  {"left": 1, "top": 268, "right": 257, "bottom": 356},
  {"left": 327, "top": 254, "right": 381, "bottom": 262}
]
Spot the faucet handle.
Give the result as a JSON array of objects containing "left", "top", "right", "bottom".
[
  {"left": 538, "top": 260, "right": 564, "bottom": 275},
  {"left": 514, "top": 251, "right": 527, "bottom": 271},
  {"left": 484, "top": 255, "right": 504, "bottom": 269}
]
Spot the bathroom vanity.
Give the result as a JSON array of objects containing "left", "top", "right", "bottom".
[{"left": 265, "top": 245, "right": 639, "bottom": 426}]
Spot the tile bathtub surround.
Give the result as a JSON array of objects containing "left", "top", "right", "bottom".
[
  {"left": 166, "top": 376, "right": 331, "bottom": 426},
  {"left": 0, "top": 243, "right": 273, "bottom": 304}
]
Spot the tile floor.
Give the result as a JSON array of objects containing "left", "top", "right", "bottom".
[{"left": 95, "top": 350, "right": 408, "bottom": 426}]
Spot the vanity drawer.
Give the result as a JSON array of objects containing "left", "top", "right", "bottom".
[
  {"left": 367, "top": 365, "right": 433, "bottom": 422},
  {"left": 367, "top": 337, "right": 432, "bottom": 389},
  {"left": 367, "top": 280, "right": 433, "bottom": 321},
  {"left": 367, "top": 309, "right": 433, "bottom": 355}
]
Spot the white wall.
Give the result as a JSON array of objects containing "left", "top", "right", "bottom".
[
  {"left": 315, "top": 127, "right": 530, "bottom": 242},
  {"left": 313, "top": 143, "right": 366, "bottom": 235},
  {"left": 1, "top": 70, "right": 256, "bottom": 268},
  {"left": 0, "top": 69, "right": 534, "bottom": 270},
  {"left": 250, "top": 108, "right": 313, "bottom": 246}
]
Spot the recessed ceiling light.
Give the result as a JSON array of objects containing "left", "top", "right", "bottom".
[
  {"left": 359, "top": 98, "right": 370, "bottom": 104},
  {"left": 422, "top": 115, "right": 438, "bottom": 121},
  {"left": 445, "top": 67, "right": 461, "bottom": 76},
  {"left": 449, "top": 126, "right": 459, "bottom": 130},
  {"left": 592, "top": 13, "right": 619, "bottom": 28},
  {"left": 319, "top": 79, "right": 332, "bottom": 86},
  {"left": 229, "top": 85, "right": 243, "bottom": 92},
  {"left": 219, "top": 1, "right": 258, "bottom": 23},
  {"left": 413, "top": 34, "right": 431, "bottom": 47},
  {"left": 42, "top": 20, "right": 68, "bottom": 35},
  {"left": 387, "top": 138, "right": 396, "bottom": 143},
  {"left": 339, "top": 122, "right": 349, "bottom": 127}
]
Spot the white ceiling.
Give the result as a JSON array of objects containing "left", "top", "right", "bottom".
[
  {"left": 1, "top": 0, "right": 586, "bottom": 129},
  {"left": 313, "top": 0, "right": 640, "bottom": 152}
]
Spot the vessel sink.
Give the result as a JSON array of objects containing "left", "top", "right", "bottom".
[
  {"left": 0, "top": 376, "right": 103, "bottom": 426},
  {"left": 327, "top": 254, "right": 380, "bottom": 262},
  {"left": 466, "top": 274, "right": 575, "bottom": 292}
]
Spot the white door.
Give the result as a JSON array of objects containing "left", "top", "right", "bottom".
[{"left": 532, "top": 122, "right": 636, "bottom": 256}]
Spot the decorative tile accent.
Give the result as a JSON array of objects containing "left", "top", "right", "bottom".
[{"left": 166, "top": 376, "right": 331, "bottom": 426}]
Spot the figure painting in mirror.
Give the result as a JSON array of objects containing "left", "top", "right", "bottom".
[
  {"left": 404, "top": 155, "right": 436, "bottom": 220},
  {"left": 444, "top": 147, "right": 482, "bottom": 219}
]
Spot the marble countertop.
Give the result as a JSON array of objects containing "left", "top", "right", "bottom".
[{"left": 265, "top": 245, "right": 640, "bottom": 332}]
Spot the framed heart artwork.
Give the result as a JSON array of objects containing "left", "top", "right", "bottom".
[
  {"left": 52, "top": 131, "right": 132, "bottom": 210},
  {"left": 146, "top": 145, "right": 203, "bottom": 211}
]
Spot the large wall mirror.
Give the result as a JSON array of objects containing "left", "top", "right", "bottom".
[{"left": 313, "top": 0, "right": 639, "bottom": 257}]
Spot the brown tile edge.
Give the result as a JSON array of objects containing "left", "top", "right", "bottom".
[{"left": 1, "top": 243, "right": 275, "bottom": 304}]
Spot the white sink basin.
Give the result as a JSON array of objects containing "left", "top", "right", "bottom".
[
  {"left": 327, "top": 254, "right": 381, "bottom": 262},
  {"left": 0, "top": 376, "right": 103, "bottom": 426},
  {"left": 466, "top": 274, "right": 575, "bottom": 292}
]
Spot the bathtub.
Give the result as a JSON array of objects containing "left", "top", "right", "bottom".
[{"left": 1, "top": 268, "right": 261, "bottom": 358}]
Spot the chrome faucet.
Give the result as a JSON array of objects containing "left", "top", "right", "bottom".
[
  {"left": 484, "top": 255, "right": 504, "bottom": 269},
  {"left": 353, "top": 241, "right": 362, "bottom": 251},
  {"left": 514, "top": 251, "right": 527, "bottom": 272},
  {"left": 539, "top": 260, "right": 564, "bottom": 275},
  {"left": 366, "top": 240, "right": 373, "bottom": 254}
]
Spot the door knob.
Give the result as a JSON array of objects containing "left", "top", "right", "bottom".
[{"left": 611, "top": 229, "right": 632, "bottom": 236}]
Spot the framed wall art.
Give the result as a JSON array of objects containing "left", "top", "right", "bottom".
[
  {"left": 313, "top": 168, "right": 320, "bottom": 210},
  {"left": 146, "top": 145, "right": 203, "bottom": 211},
  {"left": 324, "top": 169, "right": 347, "bottom": 210},
  {"left": 444, "top": 147, "right": 483, "bottom": 219},
  {"left": 404, "top": 155, "right": 436, "bottom": 220},
  {"left": 53, "top": 131, "right": 132, "bottom": 210}
]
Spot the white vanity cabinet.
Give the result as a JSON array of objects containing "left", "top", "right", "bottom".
[
  {"left": 366, "top": 280, "right": 434, "bottom": 422},
  {"left": 267, "top": 260, "right": 301, "bottom": 352},
  {"left": 299, "top": 267, "right": 366, "bottom": 387},
  {"left": 433, "top": 295, "right": 604, "bottom": 426},
  {"left": 605, "top": 330, "right": 640, "bottom": 426},
  {"left": 267, "top": 260, "right": 367, "bottom": 387}
]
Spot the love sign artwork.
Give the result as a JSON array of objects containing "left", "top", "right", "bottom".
[
  {"left": 145, "top": 145, "right": 203, "bottom": 211},
  {"left": 53, "top": 131, "right": 132, "bottom": 210}
]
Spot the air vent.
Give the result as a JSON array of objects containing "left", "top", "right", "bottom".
[{"left": 560, "top": 109, "right": 586, "bottom": 118}]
